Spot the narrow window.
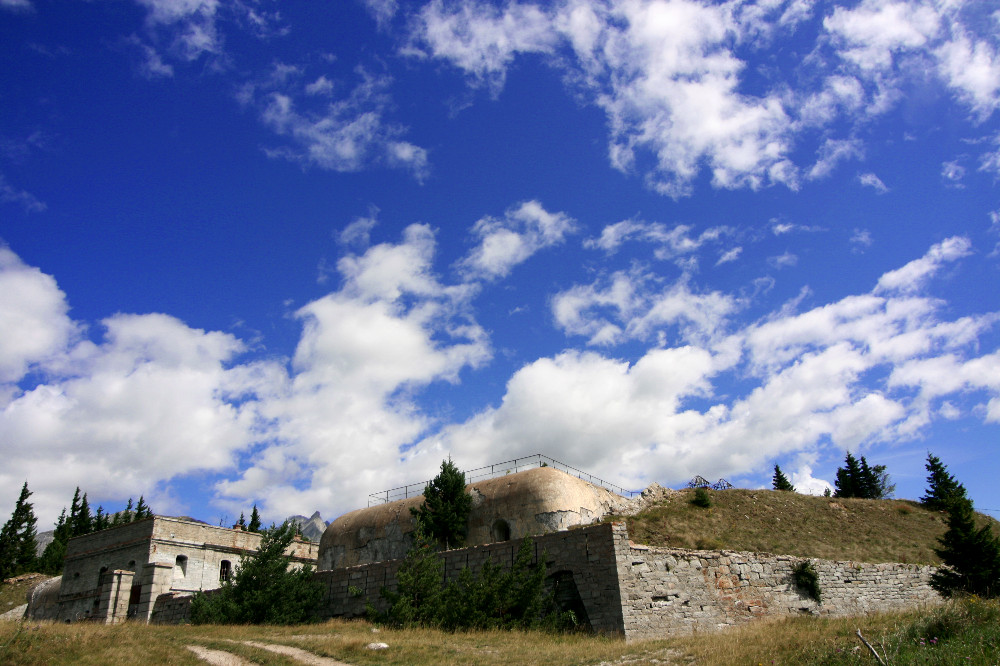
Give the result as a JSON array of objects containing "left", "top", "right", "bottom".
[
  {"left": 219, "top": 560, "right": 231, "bottom": 582},
  {"left": 174, "top": 555, "right": 188, "bottom": 579}
]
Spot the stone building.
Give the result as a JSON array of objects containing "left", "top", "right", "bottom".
[
  {"left": 319, "top": 465, "right": 631, "bottom": 569},
  {"left": 26, "top": 515, "right": 317, "bottom": 624}
]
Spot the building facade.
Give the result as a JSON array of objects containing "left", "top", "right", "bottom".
[{"left": 27, "top": 516, "right": 317, "bottom": 623}]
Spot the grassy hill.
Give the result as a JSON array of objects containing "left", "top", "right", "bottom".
[{"left": 614, "top": 487, "right": 1000, "bottom": 564}]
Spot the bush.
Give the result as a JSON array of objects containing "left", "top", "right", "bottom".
[
  {"left": 691, "top": 487, "right": 712, "bottom": 508},
  {"left": 374, "top": 533, "right": 576, "bottom": 632},
  {"left": 793, "top": 560, "right": 821, "bottom": 603},
  {"left": 190, "top": 522, "right": 322, "bottom": 624}
]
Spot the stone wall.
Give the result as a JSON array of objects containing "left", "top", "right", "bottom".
[
  {"left": 315, "top": 522, "right": 627, "bottom": 635},
  {"left": 315, "top": 522, "right": 942, "bottom": 641},
  {"left": 617, "top": 538, "right": 941, "bottom": 641}
]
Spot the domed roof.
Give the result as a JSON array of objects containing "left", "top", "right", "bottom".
[{"left": 319, "top": 466, "right": 629, "bottom": 570}]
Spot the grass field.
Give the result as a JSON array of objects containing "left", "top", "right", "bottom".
[
  {"left": 1, "top": 597, "right": 997, "bottom": 665},
  {"left": 615, "top": 487, "right": 1000, "bottom": 564}
]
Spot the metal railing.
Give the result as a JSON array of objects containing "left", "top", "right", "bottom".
[{"left": 367, "top": 453, "right": 641, "bottom": 506}]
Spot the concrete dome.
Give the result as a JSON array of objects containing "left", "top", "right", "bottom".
[{"left": 319, "top": 466, "right": 630, "bottom": 570}]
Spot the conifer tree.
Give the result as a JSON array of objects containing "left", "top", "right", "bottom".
[
  {"left": 135, "top": 496, "right": 151, "bottom": 519},
  {"left": 921, "top": 453, "right": 967, "bottom": 511},
  {"left": 0, "top": 482, "right": 38, "bottom": 579},
  {"left": 931, "top": 495, "right": 1000, "bottom": 598},
  {"left": 38, "top": 508, "right": 69, "bottom": 574},
  {"left": 834, "top": 453, "right": 893, "bottom": 499},
  {"left": 411, "top": 458, "right": 473, "bottom": 550},
  {"left": 772, "top": 465, "right": 795, "bottom": 492},
  {"left": 236, "top": 512, "right": 247, "bottom": 529},
  {"left": 72, "top": 492, "right": 93, "bottom": 537},
  {"left": 248, "top": 505, "right": 262, "bottom": 533}
]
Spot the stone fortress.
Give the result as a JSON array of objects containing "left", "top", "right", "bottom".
[{"left": 25, "top": 455, "right": 942, "bottom": 638}]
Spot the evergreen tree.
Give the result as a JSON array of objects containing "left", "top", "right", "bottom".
[
  {"left": 189, "top": 522, "right": 322, "bottom": 624},
  {"left": 72, "top": 492, "right": 93, "bottom": 537},
  {"left": 772, "top": 465, "right": 796, "bottom": 492},
  {"left": 123, "top": 498, "right": 135, "bottom": 523},
  {"left": 135, "top": 496, "right": 151, "bottom": 519},
  {"left": 94, "top": 506, "right": 109, "bottom": 532},
  {"left": 0, "top": 482, "right": 38, "bottom": 579},
  {"left": 931, "top": 496, "right": 1000, "bottom": 598},
  {"left": 248, "top": 505, "right": 262, "bottom": 533},
  {"left": 834, "top": 452, "right": 864, "bottom": 498},
  {"left": 38, "top": 508, "right": 69, "bottom": 574},
  {"left": 834, "top": 453, "right": 893, "bottom": 499},
  {"left": 410, "top": 458, "right": 473, "bottom": 550},
  {"left": 921, "top": 453, "right": 967, "bottom": 511},
  {"left": 236, "top": 512, "right": 247, "bottom": 529}
]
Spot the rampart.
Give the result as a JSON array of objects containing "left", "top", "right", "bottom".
[{"left": 316, "top": 522, "right": 942, "bottom": 641}]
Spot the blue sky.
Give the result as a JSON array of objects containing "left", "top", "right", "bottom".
[{"left": 2, "top": 0, "right": 999, "bottom": 529}]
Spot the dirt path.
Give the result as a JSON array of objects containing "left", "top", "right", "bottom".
[
  {"left": 186, "top": 645, "right": 254, "bottom": 666},
  {"left": 187, "top": 640, "right": 355, "bottom": 665},
  {"left": 242, "top": 640, "right": 353, "bottom": 665}
]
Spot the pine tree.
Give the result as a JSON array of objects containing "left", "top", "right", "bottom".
[
  {"left": 72, "top": 492, "right": 93, "bottom": 537},
  {"left": 410, "top": 458, "right": 473, "bottom": 550},
  {"left": 0, "top": 482, "right": 38, "bottom": 579},
  {"left": 931, "top": 496, "right": 1000, "bottom": 598},
  {"left": 834, "top": 453, "right": 893, "bottom": 499},
  {"left": 189, "top": 522, "right": 322, "bottom": 624},
  {"left": 772, "top": 465, "right": 795, "bottom": 492},
  {"left": 248, "top": 505, "right": 262, "bottom": 533},
  {"left": 921, "top": 453, "right": 967, "bottom": 511},
  {"left": 236, "top": 512, "right": 247, "bottom": 529},
  {"left": 38, "top": 508, "right": 69, "bottom": 574},
  {"left": 123, "top": 498, "right": 135, "bottom": 523},
  {"left": 135, "top": 496, "right": 151, "bottom": 519}
]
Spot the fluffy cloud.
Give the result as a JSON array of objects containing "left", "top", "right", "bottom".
[
  {"left": 410, "top": 0, "right": 999, "bottom": 197},
  {"left": 457, "top": 201, "right": 576, "bottom": 281},
  {"left": 421, "top": 236, "right": 1000, "bottom": 492},
  {"left": 0, "top": 248, "right": 77, "bottom": 385}
]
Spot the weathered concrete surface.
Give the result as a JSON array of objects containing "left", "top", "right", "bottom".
[{"left": 319, "top": 466, "right": 630, "bottom": 570}]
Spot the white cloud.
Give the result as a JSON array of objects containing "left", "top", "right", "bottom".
[
  {"left": 457, "top": 201, "right": 576, "bottom": 281},
  {"left": 0, "top": 248, "right": 78, "bottom": 384},
  {"left": 254, "top": 68, "right": 430, "bottom": 179},
  {"left": 808, "top": 138, "right": 863, "bottom": 180},
  {"left": 858, "top": 172, "right": 888, "bottom": 193},
  {"left": 936, "top": 31, "right": 1000, "bottom": 122},
  {"left": 364, "top": 0, "right": 399, "bottom": 28},
  {"left": 875, "top": 236, "right": 971, "bottom": 294},
  {"left": 768, "top": 252, "right": 798, "bottom": 268},
  {"left": 586, "top": 219, "right": 733, "bottom": 267},
  {"left": 941, "top": 159, "right": 966, "bottom": 185},
  {"left": 0, "top": 174, "right": 46, "bottom": 213},
  {"left": 851, "top": 228, "right": 873, "bottom": 251},
  {"left": 552, "top": 269, "right": 738, "bottom": 347},
  {"left": 824, "top": 0, "right": 940, "bottom": 73},
  {"left": 421, "top": 238, "right": 999, "bottom": 493}
]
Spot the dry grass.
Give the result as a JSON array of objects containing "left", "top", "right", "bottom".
[
  {"left": 0, "top": 574, "right": 51, "bottom": 616},
  {"left": 3, "top": 599, "right": 998, "bottom": 665},
  {"left": 616, "top": 488, "right": 1000, "bottom": 564}
]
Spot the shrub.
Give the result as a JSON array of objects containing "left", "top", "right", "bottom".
[
  {"left": 793, "top": 560, "right": 821, "bottom": 603},
  {"left": 691, "top": 487, "right": 712, "bottom": 508},
  {"left": 374, "top": 534, "right": 575, "bottom": 632},
  {"left": 190, "top": 522, "right": 322, "bottom": 624}
]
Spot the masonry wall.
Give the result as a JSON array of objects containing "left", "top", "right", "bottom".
[
  {"left": 617, "top": 539, "right": 941, "bottom": 641},
  {"left": 315, "top": 522, "right": 628, "bottom": 635}
]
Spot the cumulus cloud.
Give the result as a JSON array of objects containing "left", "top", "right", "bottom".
[
  {"left": 552, "top": 269, "right": 738, "bottom": 347},
  {"left": 0, "top": 224, "right": 490, "bottom": 524},
  {"left": 457, "top": 201, "right": 576, "bottom": 281},
  {"left": 0, "top": 248, "right": 78, "bottom": 385},
  {"left": 421, "top": 237, "right": 1000, "bottom": 493}
]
